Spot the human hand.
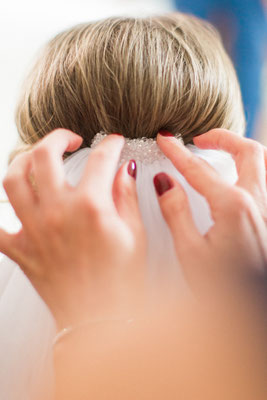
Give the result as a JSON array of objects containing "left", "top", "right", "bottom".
[
  {"left": 0, "top": 129, "right": 146, "bottom": 328},
  {"left": 155, "top": 129, "right": 267, "bottom": 291}
]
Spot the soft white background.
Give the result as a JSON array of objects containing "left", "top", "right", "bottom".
[{"left": 0, "top": 0, "right": 173, "bottom": 233}]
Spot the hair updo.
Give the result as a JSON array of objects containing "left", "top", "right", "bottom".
[{"left": 15, "top": 13, "right": 245, "bottom": 152}]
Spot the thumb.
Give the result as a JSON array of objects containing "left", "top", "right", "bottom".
[
  {"left": 113, "top": 160, "right": 145, "bottom": 240},
  {"left": 154, "top": 172, "right": 203, "bottom": 264}
]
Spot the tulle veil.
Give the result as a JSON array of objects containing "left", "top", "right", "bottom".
[{"left": 0, "top": 136, "right": 237, "bottom": 399}]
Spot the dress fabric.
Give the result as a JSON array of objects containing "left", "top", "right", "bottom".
[{"left": 0, "top": 142, "right": 237, "bottom": 399}]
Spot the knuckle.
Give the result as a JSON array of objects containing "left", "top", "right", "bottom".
[
  {"left": 184, "top": 156, "right": 198, "bottom": 175},
  {"left": 33, "top": 145, "right": 51, "bottom": 162},
  {"left": 91, "top": 148, "right": 109, "bottom": 164},
  {"left": 75, "top": 194, "right": 115, "bottom": 230},
  {"left": 227, "top": 188, "right": 252, "bottom": 213},
  {"left": 3, "top": 153, "right": 31, "bottom": 191},
  {"left": 2, "top": 175, "right": 12, "bottom": 191},
  {"left": 75, "top": 194, "right": 101, "bottom": 216},
  {"left": 3, "top": 172, "right": 20, "bottom": 191},
  {"left": 116, "top": 181, "right": 133, "bottom": 200},
  {"left": 173, "top": 193, "right": 188, "bottom": 214},
  {"left": 43, "top": 210, "right": 63, "bottom": 229},
  {"left": 244, "top": 140, "right": 262, "bottom": 157},
  {"left": 162, "top": 187, "right": 188, "bottom": 218}
]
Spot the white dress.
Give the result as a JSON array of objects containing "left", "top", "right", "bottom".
[{"left": 0, "top": 138, "right": 237, "bottom": 400}]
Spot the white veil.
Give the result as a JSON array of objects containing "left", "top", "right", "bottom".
[{"left": 0, "top": 136, "right": 237, "bottom": 399}]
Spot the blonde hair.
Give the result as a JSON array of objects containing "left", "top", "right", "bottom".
[{"left": 15, "top": 13, "right": 245, "bottom": 152}]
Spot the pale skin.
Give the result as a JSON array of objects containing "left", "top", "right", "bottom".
[
  {"left": 156, "top": 129, "right": 267, "bottom": 291},
  {"left": 0, "top": 130, "right": 147, "bottom": 329},
  {"left": 0, "top": 128, "right": 267, "bottom": 325},
  {"left": 1, "top": 128, "right": 267, "bottom": 399}
]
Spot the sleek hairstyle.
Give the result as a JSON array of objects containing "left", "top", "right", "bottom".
[{"left": 15, "top": 13, "right": 245, "bottom": 151}]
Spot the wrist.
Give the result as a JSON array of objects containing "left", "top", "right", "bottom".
[
  {"left": 54, "top": 317, "right": 135, "bottom": 348},
  {"left": 50, "top": 288, "right": 146, "bottom": 331}
]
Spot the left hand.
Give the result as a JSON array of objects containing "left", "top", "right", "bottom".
[
  {"left": 155, "top": 129, "right": 267, "bottom": 292},
  {"left": 0, "top": 129, "right": 147, "bottom": 329}
]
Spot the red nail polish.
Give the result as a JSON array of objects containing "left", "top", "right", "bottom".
[
  {"left": 127, "top": 160, "right": 137, "bottom": 179},
  {"left": 153, "top": 173, "right": 173, "bottom": 196},
  {"left": 112, "top": 132, "right": 124, "bottom": 136},
  {"left": 159, "top": 130, "right": 174, "bottom": 137}
]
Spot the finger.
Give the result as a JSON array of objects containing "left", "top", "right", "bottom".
[
  {"left": 32, "top": 129, "right": 83, "bottom": 202},
  {"left": 157, "top": 132, "right": 230, "bottom": 208},
  {"left": 78, "top": 134, "right": 124, "bottom": 204},
  {"left": 113, "top": 160, "right": 144, "bottom": 238},
  {"left": 153, "top": 172, "right": 203, "bottom": 263},
  {"left": 3, "top": 152, "right": 37, "bottom": 227},
  {"left": 0, "top": 229, "right": 18, "bottom": 261},
  {"left": 193, "top": 129, "right": 266, "bottom": 196}
]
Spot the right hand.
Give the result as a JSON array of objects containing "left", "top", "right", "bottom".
[{"left": 154, "top": 129, "right": 267, "bottom": 291}]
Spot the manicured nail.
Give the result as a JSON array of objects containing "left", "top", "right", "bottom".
[
  {"left": 153, "top": 173, "right": 173, "bottom": 196},
  {"left": 158, "top": 130, "right": 174, "bottom": 137},
  {"left": 112, "top": 132, "right": 123, "bottom": 136},
  {"left": 127, "top": 159, "right": 137, "bottom": 179}
]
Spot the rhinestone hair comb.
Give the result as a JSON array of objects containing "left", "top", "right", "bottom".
[{"left": 91, "top": 132, "right": 183, "bottom": 165}]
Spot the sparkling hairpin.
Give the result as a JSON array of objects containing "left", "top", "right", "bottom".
[{"left": 91, "top": 131, "right": 183, "bottom": 165}]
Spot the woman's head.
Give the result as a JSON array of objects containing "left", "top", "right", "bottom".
[{"left": 16, "top": 13, "right": 245, "bottom": 149}]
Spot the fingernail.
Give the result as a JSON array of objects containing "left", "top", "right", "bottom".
[
  {"left": 158, "top": 130, "right": 174, "bottom": 137},
  {"left": 127, "top": 159, "right": 137, "bottom": 180},
  {"left": 153, "top": 173, "right": 173, "bottom": 196},
  {"left": 112, "top": 132, "right": 124, "bottom": 136}
]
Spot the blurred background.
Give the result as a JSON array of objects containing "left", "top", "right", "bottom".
[{"left": 0, "top": 0, "right": 266, "bottom": 235}]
